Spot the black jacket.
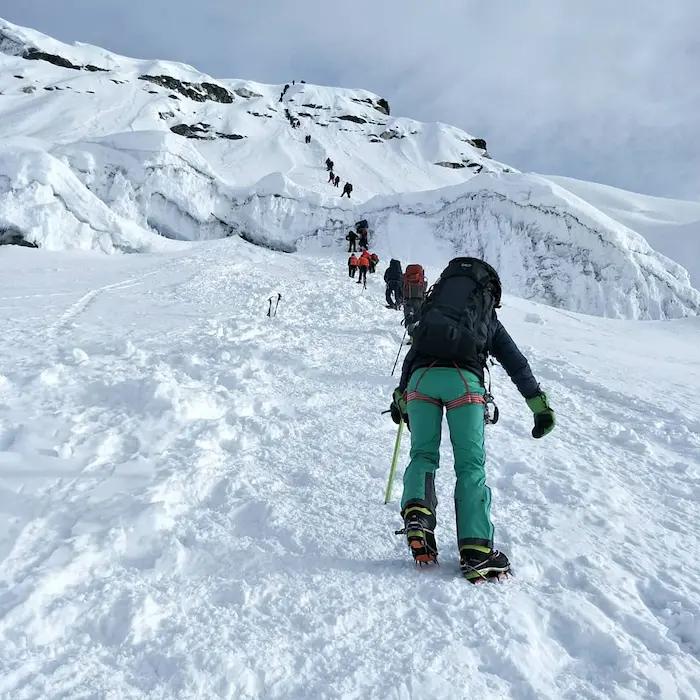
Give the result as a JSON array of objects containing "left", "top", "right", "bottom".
[
  {"left": 384, "top": 260, "right": 403, "bottom": 283},
  {"left": 399, "top": 313, "right": 539, "bottom": 398},
  {"left": 346, "top": 231, "right": 358, "bottom": 241}
]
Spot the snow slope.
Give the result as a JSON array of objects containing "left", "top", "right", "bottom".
[
  {"left": 545, "top": 175, "right": 700, "bottom": 288},
  {"left": 1, "top": 17, "right": 699, "bottom": 320},
  {"left": 0, "top": 240, "right": 699, "bottom": 699}
]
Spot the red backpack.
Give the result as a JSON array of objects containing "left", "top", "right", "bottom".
[{"left": 403, "top": 264, "right": 426, "bottom": 299}]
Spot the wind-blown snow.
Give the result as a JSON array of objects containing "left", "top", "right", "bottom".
[
  {"left": 0, "top": 16, "right": 698, "bottom": 319},
  {"left": 0, "top": 240, "right": 698, "bottom": 699}
]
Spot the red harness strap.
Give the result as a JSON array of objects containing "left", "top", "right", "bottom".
[
  {"left": 407, "top": 390, "right": 485, "bottom": 411},
  {"left": 406, "top": 364, "right": 485, "bottom": 412}
]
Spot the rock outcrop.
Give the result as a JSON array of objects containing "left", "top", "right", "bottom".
[{"left": 139, "top": 75, "right": 234, "bottom": 104}]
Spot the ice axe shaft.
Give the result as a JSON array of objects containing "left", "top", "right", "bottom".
[{"left": 384, "top": 421, "right": 404, "bottom": 504}]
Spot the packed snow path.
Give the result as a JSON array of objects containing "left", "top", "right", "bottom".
[{"left": 0, "top": 241, "right": 699, "bottom": 699}]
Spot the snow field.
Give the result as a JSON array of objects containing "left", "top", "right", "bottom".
[{"left": 0, "top": 240, "right": 698, "bottom": 699}]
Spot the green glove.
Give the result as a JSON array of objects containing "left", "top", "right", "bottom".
[
  {"left": 390, "top": 388, "right": 409, "bottom": 426},
  {"left": 526, "top": 391, "right": 555, "bottom": 439}
]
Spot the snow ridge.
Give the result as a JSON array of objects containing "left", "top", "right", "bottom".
[{"left": 0, "top": 16, "right": 698, "bottom": 320}]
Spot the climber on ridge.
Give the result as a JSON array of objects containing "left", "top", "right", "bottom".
[
  {"left": 346, "top": 229, "right": 358, "bottom": 252},
  {"left": 341, "top": 182, "right": 353, "bottom": 198},
  {"left": 402, "top": 264, "right": 427, "bottom": 339},
  {"left": 348, "top": 254, "right": 358, "bottom": 278},
  {"left": 356, "top": 250, "right": 370, "bottom": 286},
  {"left": 358, "top": 227, "right": 369, "bottom": 251},
  {"left": 384, "top": 259, "right": 403, "bottom": 309}
]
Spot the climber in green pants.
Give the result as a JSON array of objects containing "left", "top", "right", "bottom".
[
  {"left": 389, "top": 257, "right": 555, "bottom": 582},
  {"left": 402, "top": 366, "right": 493, "bottom": 545}
]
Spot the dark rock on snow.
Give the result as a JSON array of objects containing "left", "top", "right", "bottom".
[
  {"left": 22, "top": 48, "right": 109, "bottom": 73},
  {"left": 0, "top": 228, "right": 38, "bottom": 247},
  {"left": 339, "top": 115, "right": 367, "bottom": 124},
  {"left": 170, "top": 123, "right": 245, "bottom": 141},
  {"left": 170, "top": 123, "right": 212, "bottom": 139},
  {"left": 139, "top": 74, "right": 234, "bottom": 104},
  {"left": 234, "top": 87, "right": 263, "bottom": 99},
  {"left": 23, "top": 48, "right": 80, "bottom": 70},
  {"left": 375, "top": 98, "right": 390, "bottom": 115}
]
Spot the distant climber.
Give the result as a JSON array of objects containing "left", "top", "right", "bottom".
[
  {"left": 369, "top": 252, "right": 379, "bottom": 274},
  {"left": 348, "top": 254, "right": 358, "bottom": 278},
  {"left": 356, "top": 251, "right": 370, "bottom": 286},
  {"left": 328, "top": 170, "right": 335, "bottom": 183},
  {"left": 342, "top": 182, "right": 353, "bottom": 198},
  {"left": 334, "top": 175, "right": 340, "bottom": 188},
  {"left": 384, "top": 259, "right": 403, "bottom": 308},
  {"left": 389, "top": 257, "right": 556, "bottom": 581},
  {"left": 358, "top": 227, "right": 369, "bottom": 251},
  {"left": 346, "top": 230, "right": 358, "bottom": 252},
  {"left": 402, "top": 264, "right": 427, "bottom": 338},
  {"left": 325, "top": 158, "right": 334, "bottom": 171},
  {"left": 305, "top": 134, "right": 311, "bottom": 144}
]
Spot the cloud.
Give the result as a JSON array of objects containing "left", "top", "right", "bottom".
[{"left": 3, "top": 0, "right": 699, "bottom": 198}]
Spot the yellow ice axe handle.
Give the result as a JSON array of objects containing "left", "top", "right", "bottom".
[{"left": 384, "top": 420, "right": 404, "bottom": 504}]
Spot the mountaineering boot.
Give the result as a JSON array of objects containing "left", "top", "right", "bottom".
[
  {"left": 459, "top": 545, "right": 511, "bottom": 583},
  {"left": 400, "top": 505, "right": 438, "bottom": 564}
]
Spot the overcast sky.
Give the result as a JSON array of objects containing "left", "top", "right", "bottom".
[{"left": 3, "top": 1, "right": 699, "bottom": 199}]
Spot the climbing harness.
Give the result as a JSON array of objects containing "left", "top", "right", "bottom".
[{"left": 406, "top": 363, "right": 486, "bottom": 412}]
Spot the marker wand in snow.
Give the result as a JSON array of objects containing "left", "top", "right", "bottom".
[
  {"left": 266, "top": 297, "right": 273, "bottom": 317},
  {"left": 384, "top": 421, "right": 404, "bottom": 504},
  {"left": 273, "top": 293, "right": 281, "bottom": 317},
  {"left": 391, "top": 329, "right": 407, "bottom": 376}
]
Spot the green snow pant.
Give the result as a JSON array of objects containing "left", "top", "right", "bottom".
[{"left": 401, "top": 367, "right": 494, "bottom": 548}]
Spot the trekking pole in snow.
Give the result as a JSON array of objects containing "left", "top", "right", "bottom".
[
  {"left": 390, "top": 329, "right": 407, "bottom": 376},
  {"left": 266, "top": 297, "right": 273, "bottom": 317},
  {"left": 384, "top": 421, "right": 404, "bottom": 504}
]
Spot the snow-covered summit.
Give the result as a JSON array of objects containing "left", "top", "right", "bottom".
[{"left": 0, "top": 17, "right": 698, "bottom": 320}]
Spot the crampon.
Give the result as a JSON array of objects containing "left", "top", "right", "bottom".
[
  {"left": 395, "top": 526, "right": 438, "bottom": 564},
  {"left": 459, "top": 547, "right": 511, "bottom": 584},
  {"left": 395, "top": 505, "right": 439, "bottom": 565}
]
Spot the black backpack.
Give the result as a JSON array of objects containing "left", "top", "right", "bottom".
[{"left": 412, "top": 257, "right": 501, "bottom": 365}]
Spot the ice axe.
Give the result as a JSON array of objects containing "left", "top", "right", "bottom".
[{"left": 384, "top": 420, "right": 404, "bottom": 504}]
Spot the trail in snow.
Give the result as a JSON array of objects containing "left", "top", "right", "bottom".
[{"left": 0, "top": 241, "right": 698, "bottom": 699}]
